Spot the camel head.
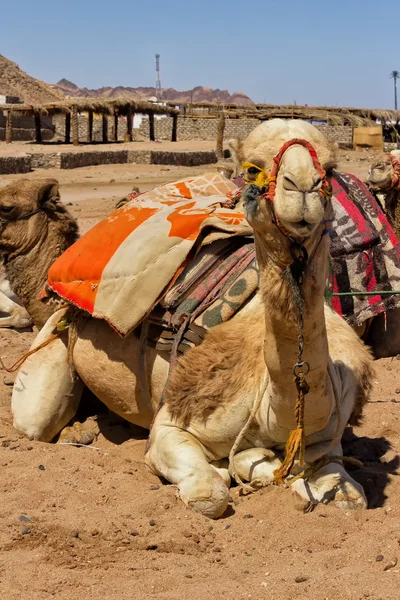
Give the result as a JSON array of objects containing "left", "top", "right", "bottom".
[
  {"left": 0, "top": 178, "right": 78, "bottom": 254},
  {"left": 367, "top": 153, "right": 394, "bottom": 191},
  {"left": 229, "top": 119, "right": 336, "bottom": 248}
]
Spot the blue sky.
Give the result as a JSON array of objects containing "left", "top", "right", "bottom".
[{"left": 2, "top": 0, "right": 399, "bottom": 108}]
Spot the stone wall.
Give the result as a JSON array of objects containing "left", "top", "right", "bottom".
[
  {"left": 138, "top": 116, "right": 354, "bottom": 148},
  {"left": 0, "top": 113, "right": 54, "bottom": 142}
]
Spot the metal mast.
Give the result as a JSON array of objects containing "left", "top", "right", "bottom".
[{"left": 155, "top": 54, "right": 162, "bottom": 101}]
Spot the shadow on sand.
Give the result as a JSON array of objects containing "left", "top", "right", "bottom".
[{"left": 342, "top": 427, "right": 399, "bottom": 508}]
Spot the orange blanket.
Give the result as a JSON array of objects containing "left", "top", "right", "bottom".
[{"left": 47, "top": 173, "right": 251, "bottom": 336}]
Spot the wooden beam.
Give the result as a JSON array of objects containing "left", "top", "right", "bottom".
[
  {"left": 149, "top": 112, "right": 155, "bottom": 141},
  {"left": 5, "top": 110, "right": 13, "bottom": 144},
  {"left": 65, "top": 112, "right": 71, "bottom": 144},
  {"left": 71, "top": 106, "right": 79, "bottom": 146},
  {"left": 113, "top": 112, "right": 118, "bottom": 142},
  {"left": 216, "top": 111, "right": 225, "bottom": 159},
  {"left": 87, "top": 110, "right": 93, "bottom": 143},
  {"left": 34, "top": 111, "right": 42, "bottom": 144},
  {"left": 102, "top": 111, "right": 108, "bottom": 143},
  {"left": 171, "top": 114, "right": 178, "bottom": 142},
  {"left": 126, "top": 105, "right": 133, "bottom": 141}
]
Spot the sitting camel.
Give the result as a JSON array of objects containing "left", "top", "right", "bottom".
[
  {"left": 367, "top": 150, "right": 400, "bottom": 238},
  {"left": 12, "top": 120, "right": 374, "bottom": 517},
  {"left": 0, "top": 179, "right": 78, "bottom": 329}
]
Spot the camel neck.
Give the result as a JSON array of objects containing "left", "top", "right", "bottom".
[
  {"left": 5, "top": 217, "right": 74, "bottom": 317},
  {"left": 256, "top": 227, "right": 333, "bottom": 436}
]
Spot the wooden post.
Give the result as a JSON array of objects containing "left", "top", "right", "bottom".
[
  {"left": 171, "top": 113, "right": 178, "bottom": 142},
  {"left": 102, "top": 111, "right": 108, "bottom": 143},
  {"left": 34, "top": 111, "right": 42, "bottom": 144},
  {"left": 5, "top": 110, "right": 13, "bottom": 144},
  {"left": 87, "top": 110, "right": 93, "bottom": 143},
  {"left": 216, "top": 111, "right": 225, "bottom": 159},
  {"left": 149, "top": 112, "right": 155, "bottom": 141},
  {"left": 113, "top": 111, "right": 118, "bottom": 142},
  {"left": 65, "top": 112, "right": 71, "bottom": 144},
  {"left": 126, "top": 105, "right": 133, "bottom": 141},
  {"left": 71, "top": 105, "right": 79, "bottom": 146}
]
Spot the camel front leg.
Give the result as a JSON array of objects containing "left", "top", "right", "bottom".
[
  {"left": 290, "top": 441, "right": 367, "bottom": 510},
  {"left": 146, "top": 419, "right": 230, "bottom": 519},
  {"left": 0, "top": 290, "right": 32, "bottom": 329},
  {"left": 12, "top": 308, "right": 84, "bottom": 442}
]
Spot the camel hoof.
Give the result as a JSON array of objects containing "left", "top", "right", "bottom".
[
  {"left": 178, "top": 471, "right": 229, "bottom": 519},
  {"left": 290, "top": 465, "right": 367, "bottom": 511},
  {"left": 333, "top": 480, "right": 368, "bottom": 510},
  {"left": 58, "top": 419, "right": 99, "bottom": 446}
]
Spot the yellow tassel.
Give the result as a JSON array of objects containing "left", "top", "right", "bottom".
[
  {"left": 242, "top": 162, "right": 276, "bottom": 188},
  {"left": 273, "top": 428, "right": 305, "bottom": 485}
]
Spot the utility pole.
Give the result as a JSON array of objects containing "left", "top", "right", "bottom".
[{"left": 155, "top": 54, "right": 162, "bottom": 101}]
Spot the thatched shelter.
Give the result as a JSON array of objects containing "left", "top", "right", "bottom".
[
  {"left": 0, "top": 98, "right": 179, "bottom": 144},
  {"left": 166, "top": 101, "right": 400, "bottom": 127}
]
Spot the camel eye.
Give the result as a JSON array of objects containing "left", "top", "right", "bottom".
[
  {"left": 0, "top": 205, "right": 13, "bottom": 214},
  {"left": 248, "top": 166, "right": 260, "bottom": 175}
]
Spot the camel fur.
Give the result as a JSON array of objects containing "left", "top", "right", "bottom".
[
  {"left": 12, "top": 120, "right": 374, "bottom": 518},
  {"left": 0, "top": 178, "right": 78, "bottom": 329}
]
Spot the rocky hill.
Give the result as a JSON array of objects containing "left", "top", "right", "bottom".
[
  {"left": 54, "top": 79, "right": 253, "bottom": 105},
  {"left": 0, "top": 55, "right": 64, "bottom": 104}
]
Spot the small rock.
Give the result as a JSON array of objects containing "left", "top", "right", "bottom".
[
  {"left": 376, "top": 554, "right": 384, "bottom": 562},
  {"left": 19, "top": 515, "right": 31, "bottom": 523},
  {"left": 150, "top": 485, "right": 160, "bottom": 491},
  {"left": 38, "top": 465, "right": 45, "bottom": 471},
  {"left": 185, "top": 574, "right": 193, "bottom": 579},
  {"left": 121, "top": 538, "right": 130, "bottom": 545},
  {"left": 243, "top": 570, "right": 249, "bottom": 574},
  {"left": 67, "top": 202, "right": 73, "bottom": 206},
  {"left": 91, "top": 529, "right": 99, "bottom": 536},
  {"left": 225, "top": 524, "right": 231, "bottom": 530},
  {"left": 129, "top": 529, "right": 139, "bottom": 537},
  {"left": 21, "top": 527, "right": 31, "bottom": 535},
  {"left": 109, "top": 179, "right": 116, "bottom": 183},
  {"left": 182, "top": 530, "right": 192, "bottom": 538},
  {"left": 396, "top": 388, "right": 400, "bottom": 394},
  {"left": 295, "top": 575, "right": 309, "bottom": 583},
  {"left": 192, "top": 534, "right": 200, "bottom": 544},
  {"left": 383, "top": 558, "right": 398, "bottom": 571},
  {"left": 71, "top": 530, "right": 80, "bottom": 539},
  {"left": 149, "top": 520, "right": 157, "bottom": 527},
  {"left": 243, "top": 514, "right": 254, "bottom": 519},
  {"left": 146, "top": 544, "right": 158, "bottom": 550}
]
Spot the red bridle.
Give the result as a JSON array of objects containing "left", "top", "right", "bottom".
[{"left": 263, "top": 138, "right": 331, "bottom": 203}]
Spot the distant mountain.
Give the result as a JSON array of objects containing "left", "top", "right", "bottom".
[
  {"left": 54, "top": 79, "right": 253, "bottom": 105},
  {"left": 0, "top": 55, "right": 64, "bottom": 103}
]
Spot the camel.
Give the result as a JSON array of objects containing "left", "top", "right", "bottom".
[
  {"left": 11, "top": 120, "right": 374, "bottom": 518},
  {"left": 367, "top": 150, "right": 400, "bottom": 238},
  {"left": 0, "top": 179, "right": 78, "bottom": 329}
]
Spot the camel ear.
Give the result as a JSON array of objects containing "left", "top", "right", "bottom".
[
  {"left": 228, "top": 138, "right": 244, "bottom": 167},
  {"left": 37, "top": 180, "right": 60, "bottom": 208}
]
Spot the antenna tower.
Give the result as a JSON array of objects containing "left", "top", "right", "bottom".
[{"left": 155, "top": 54, "right": 162, "bottom": 101}]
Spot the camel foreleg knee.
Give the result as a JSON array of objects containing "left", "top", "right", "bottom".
[
  {"left": 145, "top": 420, "right": 230, "bottom": 519},
  {"left": 11, "top": 309, "right": 84, "bottom": 442},
  {"left": 232, "top": 447, "right": 282, "bottom": 484}
]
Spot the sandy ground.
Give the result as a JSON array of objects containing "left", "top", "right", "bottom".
[
  {"left": 1, "top": 149, "right": 400, "bottom": 600},
  {"left": 0, "top": 139, "right": 217, "bottom": 157}
]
